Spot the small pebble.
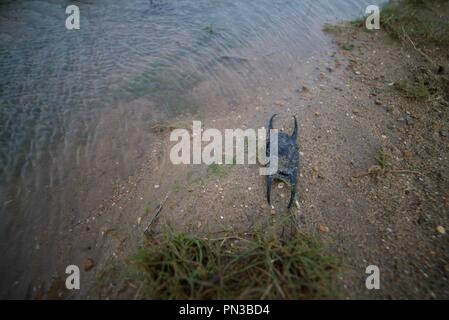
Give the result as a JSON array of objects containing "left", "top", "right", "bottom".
[
  {"left": 436, "top": 226, "right": 446, "bottom": 235},
  {"left": 84, "top": 258, "right": 94, "bottom": 272}
]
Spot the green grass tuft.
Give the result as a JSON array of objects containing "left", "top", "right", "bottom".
[
  {"left": 395, "top": 79, "right": 432, "bottom": 100},
  {"left": 341, "top": 43, "right": 355, "bottom": 51},
  {"left": 207, "top": 163, "right": 229, "bottom": 178},
  {"left": 129, "top": 231, "right": 339, "bottom": 299},
  {"left": 376, "top": 147, "right": 391, "bottom": 173},
  {"left": 380, "top": 0, "right": 449, "bottom": 45}
]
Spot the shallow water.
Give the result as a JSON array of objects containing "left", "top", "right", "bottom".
[{"left": 0, "top": 0, "right": 385, "bottom": 297}]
